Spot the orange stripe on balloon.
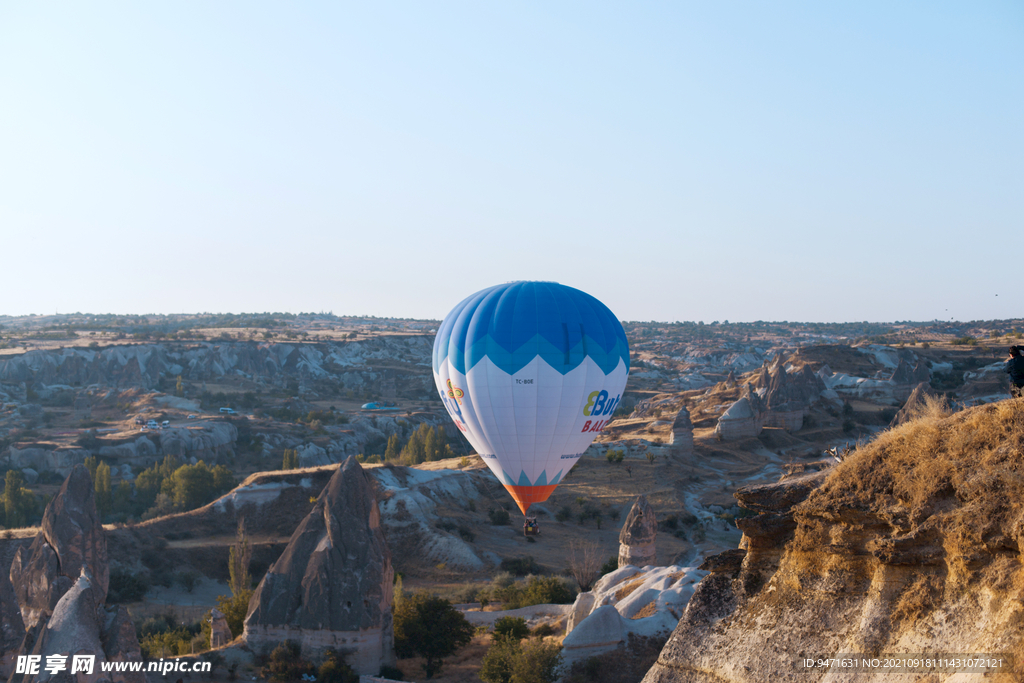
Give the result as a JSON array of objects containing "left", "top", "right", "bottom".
[{"left": 502, "top": 484, "right": 559, "bottom": 516}]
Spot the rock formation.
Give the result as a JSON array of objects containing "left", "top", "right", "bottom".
[
  {"left": 9, "top": 466, "right": 108, "bottom": 630},
  {"left": 714, "top": 386, "right": 766, "bottom": 440},
  {"left": 563, "top": 564, "right": 706, "bottom": 667},
  {"left": 209, "top": 609, "right": 232, "bottom": 648},
  {"left": 0, "top": 569, "right": 24, "bottom": 679},
  {"left": 889, "top": 357, "right": 931, "bottom": 401},
  {"left": 668, "top": 407, "right": 693, "bottom": 455},
  {"left": 243, "top": 456, "right": 395, "bottom": 674},
  {"left": 643, "top": 400, "right": 1024, "bottom": 683},
  {"left": 619, "top": 496, "right": 657, "bottom": 568},
  {"left": 889, "top": 381, "right": 938, "bottom": 427},
  {"left": 4, "top": 465, "right": 143, "bottom": 682}
]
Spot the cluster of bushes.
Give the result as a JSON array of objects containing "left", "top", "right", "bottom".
[
  {"left": 384, "top": 424, "right": 453, "bottom": 465},
  {"left": 658, "top": 512, "right": 699, "bottom": 540},
  {"left": 134, "top": 455, "right": 235, "bottom": 521},
  {"left": 481, "top": 572, "right": 576, "bottom": 610},
  {"left": 605, "top": 449, "right": 625, "bottom": 463},
  {"left": 480, "top": 616, "right": 562, "bottom": 683},
  {"left": 137, "top": 611, "right": 206, "bottom": 658},
  {"left": 555, "top": 502, "right": 605, "bottom": 528},
  {"left": 260, "top": 642, "right": 359, "bottom": 683}
]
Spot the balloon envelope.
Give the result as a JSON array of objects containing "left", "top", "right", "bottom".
[{"left": 432, "top": 281, "right": 629, "bottom": 514}]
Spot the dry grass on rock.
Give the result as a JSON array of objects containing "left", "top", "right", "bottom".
[{"left": 800, "top": 397, "right": 1024, "bottom": 590}]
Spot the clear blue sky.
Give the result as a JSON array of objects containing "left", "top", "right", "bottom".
[{"left": 1, "top": 2, "right": 1021, "bottom": 323}]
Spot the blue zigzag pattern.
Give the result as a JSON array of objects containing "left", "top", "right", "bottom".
[{"left": 433, "top": 282, "right": 630, "bottom": 377}]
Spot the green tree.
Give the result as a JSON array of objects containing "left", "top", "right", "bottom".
[
  {"left": 94, "top": 462, "right": 112, "bottom": 517},
  {"left": 217, "top": 520, "right": 254, "bottom": 639},
  {"left": 393, "top": 592, "right": 473, "bottom": 678},
  {"left": 282, "top": 449, "right": 298, "bottom": 470},
  {"left": 384, "top": 434, "right": 401, "bottom": 461},
  {"left": 424, "top": 427, "right": 438, "bottom": 462},
  {"left": 480, "top": 636, "right": 519, "bottom": 683},
  {"left": 112, "top": 481, "right": 133, "bottom": 517},
  {"left": 175, "top": 375, "right": 184, "bottom": 397},
  {"left": 2, "top": 470, "right": 34, "bottom": 529},
  {"left": 168, "top": 462, "right": 214, "bottom": 510},
  {"left": 84, "top": 455, "right": 99, "bottom": 483},
  {"left": 481, "top": 636, "right": 562, "bottom": 683}
]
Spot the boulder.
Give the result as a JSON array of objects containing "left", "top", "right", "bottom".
[
  {"left": 619, "top": 496, "right": 657, "bottom": 568},
  {"left": 244, "top": 456, "right": 395, "bottom": 674}
]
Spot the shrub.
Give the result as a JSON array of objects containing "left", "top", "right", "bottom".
[
  {"left": 493, "top": 616, "right": 530, "bottom": 642},
  {"left": 481, "top": 637, "right": 563, "bottom": 683},
  {"left": 457, "top": 525, "right": 476, "bottom": 542},
  {"left": 261, "top": 641, "right": 315, "bottom": 683},
  {"left": 176, "top": 570, "right": 200, "bottom": 593},
  {"left": 599, "top": 555, "right": 619, "bottom": 577},
  {"left": 605, "top": 449, "right": 624, "bottom": 464},
  {"left": 107, "top": 569, "right": 148, "bottom": 604},
  {"left": 532, "top": 622, "right": 558, "bottom": 638},
  {"left": 318, "top": 650, "right": 358, "bottom": 683},
  {"left": 489, "top": 508, "right": 511, "bottom": 526},
  {"left": 500, "top": 556, "right": 541, "bottom": 576},
  {"left": 555, "top": 506, "right": 573, "bottom": 522},
  {"left": 379, "top": 665, "right": 404, "bottom": 680}
]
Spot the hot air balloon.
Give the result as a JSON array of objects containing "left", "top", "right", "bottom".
[{"left": 432, "top": 281, "right": 630, "bottom": 521}]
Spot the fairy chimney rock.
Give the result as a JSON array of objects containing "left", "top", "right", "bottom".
[
  {"left": 618, "top": 496, "right": 657, "bottom": 568},
  {"left": 9, "top": 464, "right": 108, "bottom": 630},
  {"left": 243, "top": 456, "right": 395, "bottom": 674},
  {"left": 669, "top": 407, "right": 694, "bottom": 455},
  {"left": 209, "top": 609, "right": 232, "bottom": 648}
]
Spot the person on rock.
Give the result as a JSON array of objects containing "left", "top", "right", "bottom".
[{"left": 1006, "top": 345, "right": 1024, "bottom": 399}]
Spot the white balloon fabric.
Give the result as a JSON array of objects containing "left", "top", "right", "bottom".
[{"left": 433, "top": 282, "right": 630, "bottom": 515}]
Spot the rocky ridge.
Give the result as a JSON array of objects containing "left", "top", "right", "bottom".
[{"left": 643, "top": 399, "right": 1024, "bottom": 683}]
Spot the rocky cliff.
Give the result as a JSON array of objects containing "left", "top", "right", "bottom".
[{"left": 643, "top": 398, "right": 1024, "bottom": 683}]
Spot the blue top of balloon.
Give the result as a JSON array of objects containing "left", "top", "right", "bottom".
[{"left": 433, "top": 281, "right": 630, "bottom": 376}]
